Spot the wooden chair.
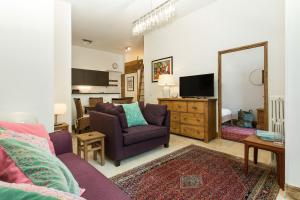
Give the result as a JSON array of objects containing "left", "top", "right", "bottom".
[
  {"left": 112, "top": 97, "right": 133, "bottom": 104},
  {"left": 89, "top": 97, "right": 103, "bottom": 107},
  {"left": 74, "top": 98, "right": 90, "bottom": 134}
]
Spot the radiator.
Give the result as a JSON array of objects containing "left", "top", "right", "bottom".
[{"left": 269, "top": 96, "right": 285, "bottom": 134}]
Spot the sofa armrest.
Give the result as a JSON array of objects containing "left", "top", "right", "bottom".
[
  {"left": 163, "top": 110, "right": 171, "bottom": 129},
  {"left": 49, "top": 131, "right": 73, "bottom": 155},
  {"left": 89, "top": 111, "right": 124, "bottom": 161}
]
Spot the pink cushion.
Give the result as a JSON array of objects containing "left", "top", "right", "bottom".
[
  {"left": 0, "top": 121, "right": 55, "bottom": 154},
  {"left": 0, "top": 146, "right": 32, "bottom": 184}
]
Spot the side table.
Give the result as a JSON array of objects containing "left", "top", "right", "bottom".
[
  {"left": 243, "top": 134, "right": 285, "bottom": 190},
  {"left": 54, "top": 122, "right": 69, "bottom": 131},
  {"left": 77, "top": 131, "right": 105, "bottom": 166}
]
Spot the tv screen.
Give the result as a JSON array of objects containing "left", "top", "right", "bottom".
[{"left": 180, "top": 74, "right": 214, "bottom": 97}]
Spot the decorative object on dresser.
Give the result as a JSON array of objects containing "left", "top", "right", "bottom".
[
  {"left": 54, "top": 122, "right": 69, "bottom": 132},
  {"left": 158, "top": 74, "right": 176, "bottom": 98},
  {"left": 152, "top": 56, "right": 173, "bottom": 82},
  {"left": 158, "top": 98, "right": 217, "bottom": 142},
  {"left": 77, "top": 131, "right": 105, "bottom": 166},
  {"left": 54, "top": 103, "right": 67, "bottom": 126},
  {"left": 257, "top": 108, "right": 265, "bottom": 130}
]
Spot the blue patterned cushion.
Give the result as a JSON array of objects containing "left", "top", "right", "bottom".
[{"left": 122, "top": 102, "right": 148, "bottom": 127}]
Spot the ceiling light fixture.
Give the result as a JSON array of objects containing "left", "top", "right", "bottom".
[
  {"left": 132, "top": 0, "right": 176, "bottom": 36},
  {"left": 82, "top": 39, "right": 93, "bottom": 45},
  {"left": 125, "top": 46, "right": 132, "bottom": 52}
]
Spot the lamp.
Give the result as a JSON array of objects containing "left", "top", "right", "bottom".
[
  {"left": 158, "top": 74, "right": 176, "bottom": 98},
  {"left": 54, "top": 103, "right": 66, "bottom": 125}
]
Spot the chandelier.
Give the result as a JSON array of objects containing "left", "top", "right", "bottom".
[{"left": 132, "top": 0, "right": 176, "bottom": 36}]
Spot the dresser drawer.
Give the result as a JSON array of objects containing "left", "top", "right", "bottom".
[
  {"left": 188, "top": 102, "right": 205, "bottom": 113},
  {"left": 160, "top": 101, "right": 173, "bottom": 111},
  {"left": 181, "top": 113, "right": 205, "bottom": 126},
  {"left": 170, "top": 121, "right": 180, "bottom": 134},
  {"left": 171, "top": 112, "right": 180, "bottom": 122},
  {"left": 173, "top": 102, "right": 187, "bottom": 112},
  {"left": 181, "top": 124, "right": 204, "bottom": 139}
]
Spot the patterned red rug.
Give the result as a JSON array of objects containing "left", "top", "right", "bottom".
[
  {"left": 222, "top": 125, "right": 256, "bottom": 142},
  {"left": 111, "top": 145, "right": 279, "bottom": 200}
]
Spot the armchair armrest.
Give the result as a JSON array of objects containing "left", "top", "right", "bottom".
[
  {"left": 49, "top": 131, "right": 73, "bottom": 155},
  {"left": 163, "top": 110, "right": 171, "bottom": 128},
  {"left": 89, "top": 111, "right": 124, "bottom": 161}
]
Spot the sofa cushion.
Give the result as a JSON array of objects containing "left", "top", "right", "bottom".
[
  {"left": 57, "top": 153, "right": 130, "bottom": 200},
  {"left": 123, "top": 125, "right": 167, "bottom": 145},
  {"left": 122, "top": 102, "right": 148, "bottom": 127},
  {"left": 95, "top": 103, "right": 114, "bottom": 113},
  {"left": 143, "top": 104, "right": 167, "bottom": 126}
]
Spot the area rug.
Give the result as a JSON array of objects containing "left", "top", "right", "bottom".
[
  {"left": 222, "top": 125, "right": 256, "bottom": 142},
  {"left": 111, "top": 145, "right": 279, "bottom": 200}
]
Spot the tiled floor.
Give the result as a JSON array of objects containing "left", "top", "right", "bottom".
[{"left": 73, "top": 134, "right": 291, "bottom": 199}]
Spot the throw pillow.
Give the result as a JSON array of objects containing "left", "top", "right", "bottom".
[
  {"left": 0, "top": 130, "right": 52, "bottom": 184},
  {"left": 0, "top": 146, "right": 32, "bottom": 184},
  {"left": 0, "top": 121, "right": 55, "bottom": 154},
  {"left": 122, "top": 102, "right": 148, "bottom": 127},
  {"left": 0, "top": 138, "right": 80, "bottom": 195},
  {"left": 143, "top": 104, "right": 167, "bottom": 126},
  {"left": 0, "top": 181, "right": 86, "bottom": 200}
]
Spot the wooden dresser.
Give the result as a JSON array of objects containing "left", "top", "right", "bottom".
[{"left": 158, "top": 98, "right": 217, "bottom": 142}]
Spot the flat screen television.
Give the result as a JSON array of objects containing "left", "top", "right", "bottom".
[{"left": 180, "top": 73, "right": 214, "bottom": 97}]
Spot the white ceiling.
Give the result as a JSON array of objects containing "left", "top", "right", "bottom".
[{"left": 65, "top": 0, "right": 216, "bottom": 55}]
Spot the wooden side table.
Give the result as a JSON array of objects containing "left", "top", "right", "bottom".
[
  {"left": 54, "top": 122, "right": 69, "bottom": 131},
  {"left": 243, "top": 135, "right": 285, "bottom": 189},
  {"left": 77, "top": 131, "right": 105, "bottom": 166}
]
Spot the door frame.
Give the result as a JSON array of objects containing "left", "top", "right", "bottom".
[{"left": 217, "top": 41, "right": 269, "bottom": 137}]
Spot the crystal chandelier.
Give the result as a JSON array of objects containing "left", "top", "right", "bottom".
[{"left": 132, "top": 0, "right": 176, "bottom": 36}]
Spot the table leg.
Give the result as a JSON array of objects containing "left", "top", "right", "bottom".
[
  {"left": 277, "top": 152, "right": 285, "bottom": 190},
  {"left": 77, "top": 139, "right": 81, "bottom": 157},
  {"left": 244, "top": 143, "right": 249, "bottom": 175},
  {"left": 93, "top": 143, "right": 98, "bottom": 161},
  {"left": 101, "top": 138, "right": 105, "bottom": 166},
  {"left": 254, "top": 147, "right": 258, "bottom": 164},
  {"left": 83, "top": 142, "right": 88, "bottom": 161}
]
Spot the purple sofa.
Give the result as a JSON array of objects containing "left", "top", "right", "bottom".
[
  {"left": 49, "top": 131, "right": 130, "bottom": 200},
  {"left": 89, "top": 104, "right": 170, "bottom": 166}
]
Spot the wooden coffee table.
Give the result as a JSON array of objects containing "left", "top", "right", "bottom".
[
  {"left": 243, "top": 134, "right": 285, "bottom": 189},
  {"left": 77, "top": 131, "right": 105, "bottom": 166}
]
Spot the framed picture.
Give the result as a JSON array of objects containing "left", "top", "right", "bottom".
[
  {"left": 152, "top": 56, "right": 173, "bottom": 82},
  {"left": 127, "top": 76, "right": 134, "bottom": 91}
]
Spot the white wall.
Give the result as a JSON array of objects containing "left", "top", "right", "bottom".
[
  {"left": 55, "top": 0, "right": 72, "bottom": 131},
  {"left": 125, "top": 50, "right": 144, "bottom": 63},
  {"left": 72, "top": 45, "right": 124, "bottom": 72},
  {"left": 144, "top": 0, "right": 285, "bottom": 104},
  {"left": 0, "top": 0, "right": 54, "bottom": 131},
  {"left": 285, "top": 0, "right": 300, "bottom": 188},
  {"left": 222, "top": 47, "right": 264, "bottom": 119}
]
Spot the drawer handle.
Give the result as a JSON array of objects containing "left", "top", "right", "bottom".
[{"left": 192, "top": 106, "right": 197, "bottom": 109}]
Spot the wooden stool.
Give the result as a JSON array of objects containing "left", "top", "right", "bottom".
[{"left": 77, "top": 131, "right": 105, "bottom": 166}]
